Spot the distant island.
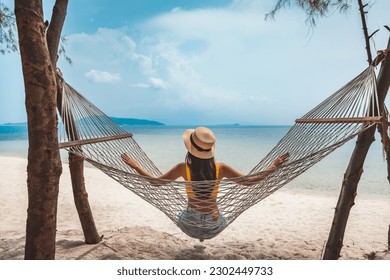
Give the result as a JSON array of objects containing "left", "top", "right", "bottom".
[
  {"left": 2, "top": 122, "right": 27, "bottom": 126},
  {"left": 109, "top": 117, "right": 164, "bottom": 126},
  {"left": 1, "top": 117, "right": 164, "bottom": 127},
  {"left": 0, "top": 117, "right": 164, "bottom": 141},
  {"left": 215, "top": 123, "right": 240, "bottom": 126}
]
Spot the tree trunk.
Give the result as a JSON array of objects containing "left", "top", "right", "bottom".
[
  {"left": 46, "top": 0, "right": 68, "bottom": 68},
  {"left": 323, "top": 126, "right": 375, "bottom": 259},
  {"left": 388, "top": 225, "right": 390, "bottom": 251},
  {"left": 50, "top": 0, "right": 101, "bottom": 244},
  {"left": 15, "top": 0, "right": 63, "bottom": 260},
  {"left": 323, "top": 38, "right": 390, "bottom": 260},
  {"left": 68, "top": 153, "right": 102, "bottom": 243}
]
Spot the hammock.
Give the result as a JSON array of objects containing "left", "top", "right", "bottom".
[{"left": 58, "top": 66, "right": 380, "bottom": 239}]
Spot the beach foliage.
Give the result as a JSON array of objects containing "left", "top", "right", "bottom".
[
  {"left": 266, "top": 0, "right": 352, "bottom": 27},
  {"left": 0, "top": 2, "right": 18, "bottom": 54},
  {"left": 0, "top": 2, "right": 71, "bottom": 63}
]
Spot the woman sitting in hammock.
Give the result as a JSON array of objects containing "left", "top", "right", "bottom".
[{"left": 121, "top": 126, "right": 289, "bottom": 241}]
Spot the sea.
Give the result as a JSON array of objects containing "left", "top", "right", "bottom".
[{"left": 1, "top": 124, "right": 389, "bottom": 199}]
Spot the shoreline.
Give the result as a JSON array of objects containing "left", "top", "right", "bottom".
[
  {"left": 1, "top": 156, "right": 389, "bottom": 260},
  {"left": 1, "top": 132, "right": 389, "bottom": 200}
]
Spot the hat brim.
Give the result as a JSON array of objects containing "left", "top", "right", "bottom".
[{"left": 183, "top": 129, "right": 215, "bottom": 159}]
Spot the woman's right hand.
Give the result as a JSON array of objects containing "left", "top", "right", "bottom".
[{"left": 121, "top": 153, "right": 139, "bottom": 169}]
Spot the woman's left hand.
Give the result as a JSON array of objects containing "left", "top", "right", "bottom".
[
  {"left": 274, "top": 152, "right": 289, "bottom": 167},
  {"left": 269, "top": 152, "right": 289, "bottom": 170}
]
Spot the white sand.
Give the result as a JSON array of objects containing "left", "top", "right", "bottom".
[{"left": 0, "top": 156, "right": 389, "bottom": 260}]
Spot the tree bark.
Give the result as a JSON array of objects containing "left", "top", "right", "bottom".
[
  {"left": 388, "top": 225, "right": 390, "bottom": 251},
  {"left": 68, "top": 153, "right": 102, "bottom": 243},
  {"left": 15, "top": 0, "right": 63, "bottom": 260},
  {"left": 323, "top": 38, "right": 390, "bottom": 260},
  {"left": 49, "top": 0, "right": 101, "bottom": 244},
  {"left": 46, "top": 0, "right": 68, "bottom": 68}
]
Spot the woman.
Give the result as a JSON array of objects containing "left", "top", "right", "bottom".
[{"left": 121, "top": 126, "right": 289, "bottom": 240}]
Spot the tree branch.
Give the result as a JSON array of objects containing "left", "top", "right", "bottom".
[
  {"left": 358, "top": 0, "right": 373, "bottom": 65},
  {"left": 46, "top": 0, "right": 68, "bottom": 67},
  {"left": 368, "top": 29, "right": 379, "bottom": 40}
]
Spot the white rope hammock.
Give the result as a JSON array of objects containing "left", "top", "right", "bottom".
[{"left": 57, "top": 66, "right": 380, "bottom": 240}]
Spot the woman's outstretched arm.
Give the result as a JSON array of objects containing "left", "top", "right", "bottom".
[
  {"left": 121, "top": 154, "right": 185, "bottom": 180},
  {"left": 220, "top": 152, "right": 289, "bottom": 185}
]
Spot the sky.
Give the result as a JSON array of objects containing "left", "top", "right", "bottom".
[{"left": 1, "top": 0, "right": 389, "bottom": 125}]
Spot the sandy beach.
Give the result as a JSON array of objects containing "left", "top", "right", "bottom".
[{"left": 1, "top": 155, "right": 389, "bottom": 260}]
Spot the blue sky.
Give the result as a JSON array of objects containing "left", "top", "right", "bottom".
[{"left": 1, "top": 0, "right": 389, "bottom": 125}]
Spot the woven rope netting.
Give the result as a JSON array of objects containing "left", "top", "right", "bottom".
[{"left": 58, "top": 66, "right": 380, "bottom": 236}]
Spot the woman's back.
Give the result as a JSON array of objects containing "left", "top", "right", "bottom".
[{"left": 185, "top": 155, "right": 220, "bottom": 217}]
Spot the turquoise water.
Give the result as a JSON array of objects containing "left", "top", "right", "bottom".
[{"left": 1, "top": 125, "right": 389, "bottom": 198}]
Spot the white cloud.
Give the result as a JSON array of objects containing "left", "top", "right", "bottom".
[
  {"left": 85, "top": 70, "right": 121, "bottom": 83},
  {"left": 144, "top": 6, "right": 266, "bottom": 42},
  {"left": 4, "top": 0, "right": 390, "bottom": 125},
  {"left": 171, "top": 7, "right": 182, "bottom": 13},
  {"left": 122, "top": 35, "right": 154, "bottom": 75},
  {"left": 149, "top": 77, "right": 170, "bottom": 90},
  {"left": 131, "top": 83, "right": 150, "bottom": 89},
  {"left": 65, "top": 8, "right": 281, "bottom": 122},
  {"left": 130, "top": 78, "right": 169, "bottom": 90},
  {"left": 58, "top": 0, "right": 390, "bottom": 125}
]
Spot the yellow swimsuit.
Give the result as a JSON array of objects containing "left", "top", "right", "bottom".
[
  {"left": 185, "top": 163, "right": 220, "bottom": 197},
  {"left": 185, "top": 163, "right": 220, "bottom": 220}
]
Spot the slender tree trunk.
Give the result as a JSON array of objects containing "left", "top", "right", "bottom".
[
  {"left": 388, "top": 225, "right": 390, "bottom": 251},
  {"left": 376, "top": 40, "right": 390, "bottom": 253},
  {"left": 46, "top": 0, "right": 68, "bottom": 67},
  {"left": 323, "top": 127, "right": 375, "bottom": 259},
  {"left": 323, "top": 38, "right": 390, "bottom": 260},
  {"left": 48, "top": 0, "right": 101, "bottom": 244},
  {"left": 15, "top": 0, "right": 63, "bottom": 259},
  {"left": 68, "top": 153, "right": 102, "bottom": 243}
]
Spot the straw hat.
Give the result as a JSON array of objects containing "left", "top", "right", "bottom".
[{"left": 183, "top": 127, "right": 216, "bottom": 159}]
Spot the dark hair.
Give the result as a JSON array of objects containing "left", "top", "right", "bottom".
[{"left": 185, "top": 152, "right": 216, "bottom": 197}]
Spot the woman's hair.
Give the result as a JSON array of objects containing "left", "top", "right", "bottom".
[{"left": 185, "top": 152, "right": 216, "bottom": 197}]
